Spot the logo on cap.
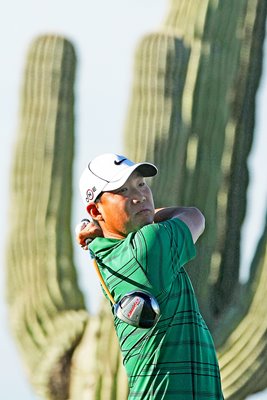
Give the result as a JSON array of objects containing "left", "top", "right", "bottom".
[
  {"left": 114, "top": 158, "right": 126, "bottom": 165},
  {"left": 85, "top": 187, "right": 96, "bottom": 202}
]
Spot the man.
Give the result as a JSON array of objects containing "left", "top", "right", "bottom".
[{"left": 77, "top": 153, "right": 224, "bottom": 399}]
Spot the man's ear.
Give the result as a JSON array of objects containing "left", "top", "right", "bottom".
[{"left": 86, "top": 203, "right": 104, "bottom": 221}]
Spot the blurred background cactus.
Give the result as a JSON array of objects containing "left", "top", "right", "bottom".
[
  {"left": 5, "top": 1, "right": 267, "bottom": 399},
  {"left": 6, "top": 35, "right": 89, "bottom": 399}
]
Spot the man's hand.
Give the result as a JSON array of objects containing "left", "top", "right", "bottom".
[{"left": 75, "top": 219, "right": 103, "bottom": 250}]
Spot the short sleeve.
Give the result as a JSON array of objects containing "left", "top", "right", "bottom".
[{"left": 130, "top": 218, "right": 196, "bottom": 292}]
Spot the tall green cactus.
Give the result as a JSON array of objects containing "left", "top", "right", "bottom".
[
  {"left": 124, "top": 0, "right": 265, "bottom": 321},
  {"left": 6, "top": 35, "right": 89, "bottom": 399},
  {"left": 124, "top": 0, "right": 267, "bottom": 398},
  {"left": 5, "top": 1, "right": 267, "bottom": 399},
  {"left": 6, "top": 34, "right": 127, "bottom": 400}
]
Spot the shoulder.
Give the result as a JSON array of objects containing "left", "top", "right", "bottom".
[
  {"left": 130, "top": 218, "right": 196, "bottom": 276},
  {"left": 132, "top": 218, "right": 194, "bottom": 250},
  {"left": 90, "top": 237, "right": 125, "bottom": 257},
  {"left": 139, "top": 218, "right": 193, "bottom": 238}
]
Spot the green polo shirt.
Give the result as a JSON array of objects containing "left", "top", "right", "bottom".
[{"left": 90, "top": 218, "right": 224, "bottom": 399}]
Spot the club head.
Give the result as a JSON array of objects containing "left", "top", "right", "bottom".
[{"left": 113, "top": 290, "right": 160, "bottom": 328}]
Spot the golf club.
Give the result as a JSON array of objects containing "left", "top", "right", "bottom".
[{"left": 76, "top": 219, "right": 161, "bottom": 328}]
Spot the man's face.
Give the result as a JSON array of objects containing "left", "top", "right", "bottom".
[{"left": 95, "top": 171, "right": 155, "bottom": 239}]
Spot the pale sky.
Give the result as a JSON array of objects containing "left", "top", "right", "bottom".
[{"left": 1, "top": 1, "right": 266, "bottom": 399}]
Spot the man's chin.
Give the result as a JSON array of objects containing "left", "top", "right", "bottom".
[{"left": 134, "top": 216, "right": 154, "bottom": 230}]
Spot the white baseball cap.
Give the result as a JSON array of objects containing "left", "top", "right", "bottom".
[{"left": 79, "top": 153, "right": 157, "bottom": 206}]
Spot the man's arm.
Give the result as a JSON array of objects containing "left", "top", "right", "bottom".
[{"left": 154, "top": 207, "right": 205, "bottom": 243}]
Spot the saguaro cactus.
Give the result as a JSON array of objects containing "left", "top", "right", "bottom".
[
  {"left": 124, "top": 0, "right": 267, "bottom": 398},
  {"left": 6, "top": 34, "right": 127, "bottom": 400},
  {"left": 6, "top": 35, "right": 89, "bottom": 398}
]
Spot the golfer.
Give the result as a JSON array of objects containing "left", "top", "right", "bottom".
[{"left": 77, "top": 153, "right": 224, "bottom": 399}]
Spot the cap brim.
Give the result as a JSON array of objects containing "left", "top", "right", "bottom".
[{"left": 102, "top": 162, "right": 157, "bottom": 192}]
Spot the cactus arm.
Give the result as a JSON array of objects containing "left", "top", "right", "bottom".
[{"left": 6, "top": 36, "right": 88, "bottom": 399}]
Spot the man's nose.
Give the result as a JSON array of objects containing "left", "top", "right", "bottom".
[{"left": 132, "top": 190, "right": 146, "bottom": 203}]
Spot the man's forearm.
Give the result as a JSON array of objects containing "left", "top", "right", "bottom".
[
  {"left": 153, "top": 207, "right": 194, "bottom": 223},
  {"left": 154, "top": 207, "right": 205, "bottom": 243}
]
